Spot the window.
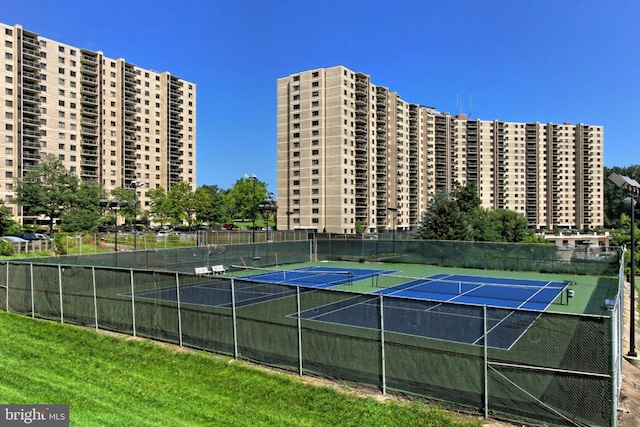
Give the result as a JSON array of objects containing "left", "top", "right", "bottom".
[{"left": 312, "top": 150, "right": 319, "bottom": 155}]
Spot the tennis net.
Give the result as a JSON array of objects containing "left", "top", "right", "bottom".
[{"left": 230, "top": 265, "right": 353, "bottom": 287}]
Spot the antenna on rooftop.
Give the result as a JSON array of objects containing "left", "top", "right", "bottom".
[
  {"left": 456, "top": 94, "right": 459, "bottom": 115},
  {"left": 468, "top": 95, "right": 472, "bottom": 119}
]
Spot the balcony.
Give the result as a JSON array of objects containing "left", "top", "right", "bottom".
[
  {"left": 22, "top": 34, "right": 39, "bottom": 47},
  {"left": 22, "top": 71, "right": 41, "bottom": 81},
  {"left": 80, "top": 53, "right": 98, "bottom": 64},
  {"left": 81, "top": 65, "right": 98, "bottom": 75},
  {"left": 81, "top": 74, "right": 97, "bottom": 84},
  {"left": 22, "top": 58, "right": 41, "bottom": 70}
]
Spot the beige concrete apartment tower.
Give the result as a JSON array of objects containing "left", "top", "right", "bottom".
[
  {"left": 277, "top": 65, "right": 603, "bottom": 233},
  {"left": 0, "top": 23, "right": 196, "bottom": 224}
]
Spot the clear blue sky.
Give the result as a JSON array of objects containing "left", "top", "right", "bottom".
[{"left": 4, "top": 0, "right": 639, "bottom": 192}]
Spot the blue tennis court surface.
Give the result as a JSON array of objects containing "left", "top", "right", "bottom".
[
  {"left": 293, "top": 295, "right": 541, "bottom": 350},
  {"left": 237, "top": 266, "right": 396, "bottom": 289},
  {"left": 373, "top": 273, "right": 568, "bottom": 311}
]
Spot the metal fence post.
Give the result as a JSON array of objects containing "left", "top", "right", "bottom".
[
  {"left": 380, "top": 294, "right": 386, "bottom": 395},
  {"left": 231, "top": 278, "right": 238, "bottom": 359},
  {"left": 58, "top": 264, "right": 64, "bottom": 323},
  {"left": 484, "top": 305, "right": 488, "bottom": 419},
  {"left": 297, "top": 286, "right": 303, "bottom": 376},
  {"left": 176, "top": 272, "right": 183, "bottom": 348},
  {"left": 611, "top": 301, "right": 619, "bottom": 427},
  {"left": 30, "top": 263, "right": 34, "bottom": 318},
  {"left": 5, "top": 262, "right": 9, "bottom": 312},
  {"left": 92, "top": 266, "right": 98, "bottom": 331},
  {"left": 130, "top": 268, "right": 136, "bottom": 337}
]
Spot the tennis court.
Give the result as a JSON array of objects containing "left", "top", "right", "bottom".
[
  {"left": 132, "top": 267, "right": 567, "bottom": 350},
  {"left": 373, "top": 273, "right": 569, "bottom": 311},
  {"left": 293, "top": 295, "right": 540, "bottom": 350},
  {"left": 233, "top": 265, "right": 396, "bottom": 289},
  {"left": 288, "top": 271, "right": 569, "bottom": 349}
]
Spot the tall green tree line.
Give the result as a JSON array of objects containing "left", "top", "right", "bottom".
[{"left": 12, "top": 156, "right": 271, "bottom": 232}]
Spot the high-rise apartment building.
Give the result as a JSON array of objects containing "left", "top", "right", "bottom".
[
  {"left": 0, "top": 23, "right": 196, "bottom": 223},
  {"left": 277, "top": 66, "right": 603, "bottom": 233}
]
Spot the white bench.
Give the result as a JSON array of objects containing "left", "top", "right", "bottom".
[
  {"left": 194, "top": 267, "right": 211, "bottom": 276},
  {"left": 211, "top": 265, "right": 226, "bottom": 275}
]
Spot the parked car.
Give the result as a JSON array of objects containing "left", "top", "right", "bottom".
[
  {"left": 0, "top": 236, "right": 28, "bottom": 243},
  {"left": 9, "top": 233, "right": 42, "bottom": 241},
  {"left": 157, "top": 229, "right": 179, "bottom": 238}
]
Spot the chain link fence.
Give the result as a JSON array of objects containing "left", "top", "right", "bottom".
[{"left": 0, "top": 239, "right": 624, "bottom": 426}]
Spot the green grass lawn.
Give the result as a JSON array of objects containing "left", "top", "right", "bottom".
[{"left": 0, "top": 311, "right": 481, "bottom": 427}]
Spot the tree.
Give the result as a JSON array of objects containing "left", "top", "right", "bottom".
[
  {"left": 164, "top": 181, "right": 196, "bottom": 225},
  {"left": 229, "top": 176, "right": 268, "bottom": 223},
  {"left": 522, "top": 233, "right": 554, "bottom": 244},
  {"left": 493, "top": 209, "right": 529, "bottom": 242},
  {"left": 148, "top": 187, "right": 169, "bottom": 226},
  {"left": 467, "top": 208, "right": 502, "bottom": 242},
  {"left": 604, "top": 165, "right": 640, "bottom": 228},
  {"left": 60, "top": 180, "right": 105, "bottom": 232},
  {"left": 13, "top": 155, "right": 79, "bottom": 234},
  {"left": 451, "top": 181, "right": 481, "bottom": 216},
  {"left": 414, "top": 191, "right": 471, "bottom": 240},
  {"left": 0, "top": 200, "right": 19, "bottom": 236},
  {"left": 196, "top": 185, "right": 229, "bottom": 226}
]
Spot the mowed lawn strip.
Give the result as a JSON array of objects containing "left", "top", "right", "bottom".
[{"left": 0, "top": 312, "right": 480, "bottom": 427}]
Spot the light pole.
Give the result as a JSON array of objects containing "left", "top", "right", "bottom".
[
  {"left": 100, "top": 199, "right": 136, "bottom": 252},
  {"left": 609, "top": 172, "right": 640, "bottom": 358},
  {"left": 259, "top": 197, "right": 278, "bottom": 241},
  {"left": 245, "top": 174, "right": 258, "bottom": 243}
]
